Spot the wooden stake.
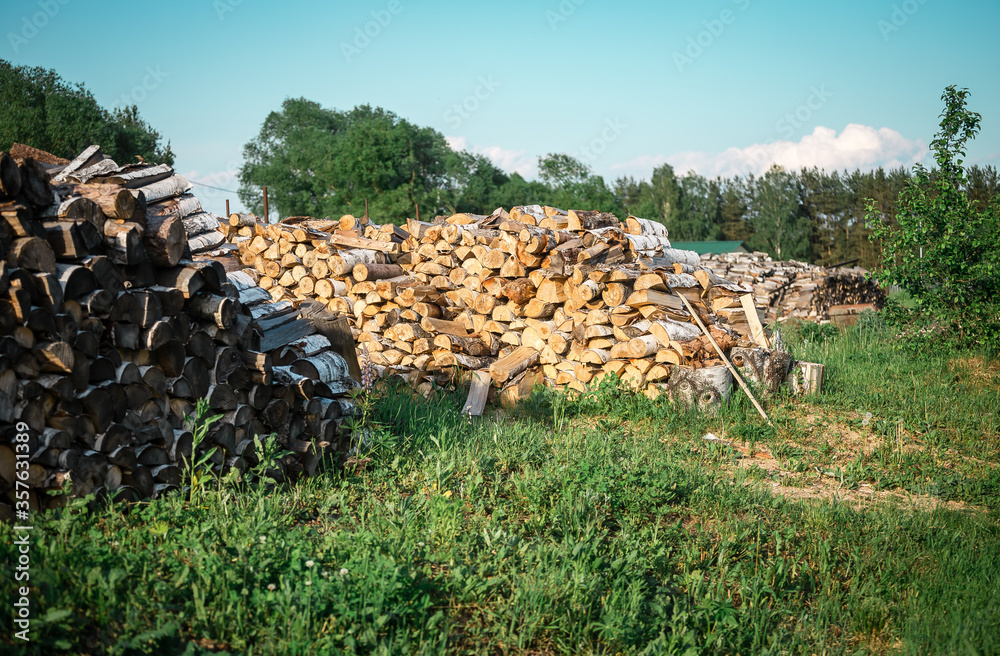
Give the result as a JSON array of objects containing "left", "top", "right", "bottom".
[
  {"left": 225, "top": 199, "right": 230, "bottom": 218},
  {"left": 675, "top": 291, "right": 772, "bottom": 426},
  {"left": 262, "top": 186, "right": 269, "bottom": 224},
  {"left": 740, "top": 293, "right": 769, "bottom": 348}
]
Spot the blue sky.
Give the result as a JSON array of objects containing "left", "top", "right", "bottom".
[{"left": 4, "top": 0, "right": 999, "bottom": 216}]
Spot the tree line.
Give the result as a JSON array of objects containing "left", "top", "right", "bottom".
[
  {"left": 3, "top": 62, "right": 997, "bottom": 270},
  {"left": 238, "top": 98, "right": 999, "bottom": 268},
  {"left": 0, "top": 60, "right": 175, "bottom": 167}
]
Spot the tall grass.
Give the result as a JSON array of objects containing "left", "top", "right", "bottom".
[{"left": 3, "top": 335, "right": 998, "bottom": 655}]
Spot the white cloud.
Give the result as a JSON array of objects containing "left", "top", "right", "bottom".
[
  {"left": 610, "top": 124, "right": 927, "bottom": 179},
  {"left": 445, "top": 136, "right": 467, "bottom": 151},
  {"left": 446, "top": 136, "right": 537, "bottom": 178}
]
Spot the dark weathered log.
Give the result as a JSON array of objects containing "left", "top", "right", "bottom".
[
  {"left": 1, "top": 200, "right": 35, "bottom": 237},
  {"left": 144, "top": 214, "right": 186, "bottom": 267},
  {"left": 9, "top": 237, "right": 56, "bottom": 273},
  {"left": 730, "top": 347, "right": 792, "bottom": 396},
  {"left": 56, "top": 196, "right": 106, "bottom": 231},
  {"left": 42, "top": 221, "right": 90, "bottom": 259},
  {"left": 81, "top": 255, "right": 124, "bottom": 293},
  {"left": 187, "top": 293, "right": 236, "bottom": 329},
  {"left": 38, "top": 342, "right": 75, "bottom": 374},
  {"left": 0, "top": 152, "right": 22, "bottom": 198},
  {"left": 259, "top": 318, "right": 316, "bottom": 353},
  {"left": 156, "top": 265, "right": 204, "bottom": 298},
  {"left": 34, "top": 272, "right": 64, "bottom": 311},
  {"left": 18, "top": 158, "right": 53, "bottom": 207},
  {"left": 55, "top": 263, "right": 97, "bottom": 300},
  {"left": 103, "top": 221, "right": 146, "bottom": 265}
]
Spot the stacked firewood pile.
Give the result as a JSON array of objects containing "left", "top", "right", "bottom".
[
  {"left": 223, "top": 206, "right": 779, "bottom": 406},
  {"left": 697, "top": 252, "right": 885, "bottom": 322},
  {"left": 0, "top": 146, "right": 360, "bottom": 517}
]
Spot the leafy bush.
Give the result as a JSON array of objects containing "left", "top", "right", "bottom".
[
  {"left": 867, "top": 86, "right": 1000, "bottom": 351},
  {"left": 0, "top": 60, "right": 174, "bottom": 165}
]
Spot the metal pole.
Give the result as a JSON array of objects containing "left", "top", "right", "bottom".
[{"left": 263, "top": 186, "right": 269, "bottom": 224}]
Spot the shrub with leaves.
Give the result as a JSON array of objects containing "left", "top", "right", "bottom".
[{"left": 867, "top": 86, "right": 1000, "bottom": 351}]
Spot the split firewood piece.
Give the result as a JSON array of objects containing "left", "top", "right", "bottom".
[
  {"left": 420, "top": 316, "right": 468, "bottom": 337},
  {"left": 626, "top": 335, "right": 661, "bottom": 359},
  {"left": 330, "top": 233, "right": 399, "bottom": 254},
  {"left": 461, "top": 369, "right": 491, "bottom": 416},
  {"left": 37, "top": 342, "right": 75, "bottom": 373},
  {"left": 489, "top": 345, "right": 539, "bottom": 385},
  {"left": 75, "top": 184, "right": 135, "bottom": 220},
  {"left": 739, "top": 294, "right": 769, "bottom": 348},
  {"left": 501, "top": 277, "right": 535, "bottom": 305}
]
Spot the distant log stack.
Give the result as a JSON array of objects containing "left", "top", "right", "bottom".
[
  {"left": 219, "top": 204, "right": 797, "bottom": 407},
  {"left": 695, "top": 251, "right": 885, "bottom": 322},
  {"left": 0, "top": 145, "right": 359, "bottom": 519}
]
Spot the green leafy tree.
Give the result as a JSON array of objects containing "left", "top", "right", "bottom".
[
  {"left": 648, "top": 164, "right": 682, "bottom": 227},
  {"left": 612, "top": 175, "right": 659, "bottom": 220},
  {"left": 442, "top": 150, "right": 511, "bottom": 215},
  {"left": 672, "top": 172, "right": 722, "bottom": 241},
  {"left": 239, "top": 99, "right": 450, "bottom": 223},
  {"left": 536, "top": 153, "right": 621, "bottom": 213},
  {"left": 965, "top": 164, "right": 999, "bottom": 209},
  {"left": 747, "top": 166, "right": 809, "bottom": 260},
  {"left": 867, "top": 86, "right": 1000, "bottom": 349},
  {"left": 0, "top": 60, "right": 173, "bottom": 164},
  {"left": 718, "top": 175, "right": 754, "bottom": 243}
]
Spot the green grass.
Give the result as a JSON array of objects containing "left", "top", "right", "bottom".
[
  {"left": 779, "top": 314, "right": 1000, "bottom": 506},
  {"left": 2, "top": 325, "right": 998, "bottom": 655}
]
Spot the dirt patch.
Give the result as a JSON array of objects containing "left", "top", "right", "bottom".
[
  {"left": 735, "top": 457, "right": 975, "bottom": 512},
  {"left": 949, "top": 356, "right": 1000, "bottom": 388}
]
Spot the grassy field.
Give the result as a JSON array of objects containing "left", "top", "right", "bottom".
[{"left": 3, "top": 316, "right": 999, "bottom": 655}]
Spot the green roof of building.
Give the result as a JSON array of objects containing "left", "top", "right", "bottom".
[{"left": 670, "top": 241, "right": 746, "bottom": 255}]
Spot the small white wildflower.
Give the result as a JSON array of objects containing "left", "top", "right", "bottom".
[
  {"left": 259, "top": 536, "right": 267, "bottom": 544},
  {"left": 267, "top": 583, "right": 276, "bottom": 591},
  {"left": 417, "top": 542, "right": 425, "bottom": 547},
  {"left": 339, "top": 568, "right": 349, "bottom": 577},
  {"left": 305, "top": 580, "right": 312, "bottom": 586},
  {"left": 305, "top": 560, "right": 315, "bottom": 568}
]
